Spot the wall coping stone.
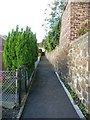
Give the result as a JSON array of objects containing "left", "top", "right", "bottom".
[
  {"left": 68, "top": 0, "right": 90, "bottom": 3},
  {"left": 70, "top": 32, "right": 89, "bottom": 45}
]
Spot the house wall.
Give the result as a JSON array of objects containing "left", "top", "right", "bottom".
[{"left": 0, "top": 36, "right": 5, "bottom": 70}]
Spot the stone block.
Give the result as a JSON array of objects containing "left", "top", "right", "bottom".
[
  {"left": 77, "top": 82, "right": 81, "bottom": 92},
  {"left": 82, "top": 90, "right": 88, "bottom": 101},
  {"left": 81, "top": 80, "right": 86, "bottom": 91},
  {"left": 88, "top": 93, "right": 90, "bottom": 102}
]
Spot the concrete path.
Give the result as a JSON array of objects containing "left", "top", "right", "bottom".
[{"left": 21, "top": 56, "right": 80, "bottom": 118}]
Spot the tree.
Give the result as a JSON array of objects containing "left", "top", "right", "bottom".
[
  {"left": 43, "top": 0, "right": 66, "bottom": 30},
  {"left": 42, "top": 0, "right": 66, "bottom": 51},
  {"left": 3, "top": 25, "right": 38, "bottom": 72},
  {"left": 3, "top": 32, "right": 11, "bottom": 70}
]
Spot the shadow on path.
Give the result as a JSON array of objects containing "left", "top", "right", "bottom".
[{"left": 21, "top": 56, "right": 80, "bottom": 118}]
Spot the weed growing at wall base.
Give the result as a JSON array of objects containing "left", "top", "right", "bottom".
[{"left": 60, "top": 73, "right": 90, "bottom": 120}]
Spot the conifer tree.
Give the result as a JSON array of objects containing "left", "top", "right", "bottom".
[{"left": 3, "top": 25, "right": 38, "bottom": 71}]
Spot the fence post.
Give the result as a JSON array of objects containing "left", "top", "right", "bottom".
[
  {"left": 18, "top": 68, "right": 21, "bottom": 105},
  {"left": 25, "top": 67, "right": 28, "bottom": 94},
  {"left": 15, "top": 69, "right": 18, "bottom": 105}
]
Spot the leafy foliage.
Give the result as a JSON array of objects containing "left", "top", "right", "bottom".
[
  {"left": 3, "top": 25, "right": 38, "bottom": 71},
  {"left": 77, "top": 22, "right": 89, "bottom": 36},
  {"left": 42, "top": 0, "right": 66, "bottom": 52},
  {"left": 77, "top": 28, "right": 89, "bottom": 36}
]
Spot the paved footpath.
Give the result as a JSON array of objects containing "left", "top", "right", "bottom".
[{"left": 21, "top": 56, "right": 80, "bottom": 118}]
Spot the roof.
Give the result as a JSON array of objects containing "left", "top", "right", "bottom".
[{"left": 0, "top": 34, "right": 6, "bottom": 40}]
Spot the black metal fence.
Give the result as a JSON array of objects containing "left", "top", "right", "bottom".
[{"left": 17, "top": 65, "right": 33, "bottom": 105}]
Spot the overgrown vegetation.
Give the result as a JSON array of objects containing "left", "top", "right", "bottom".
[
  {"left": 77, "top": 23, "right": 89, "bottom": 36},
  {"left": 3, "top": 25, "right": 38, "bottom": 73},
  {"left": 77, "top": 28, "right": 89, "bottom": 36},
  {"left": 42, "top": 0, "right": 66, "bottom": 52}
]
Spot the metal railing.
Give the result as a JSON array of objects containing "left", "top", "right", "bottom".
[{"left": 17, "top": 66, "right": 29, "bottom": 105}]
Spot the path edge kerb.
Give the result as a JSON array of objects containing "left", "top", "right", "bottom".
[{"left": 55, "top": 71, "right": 86, "bottom": 120}]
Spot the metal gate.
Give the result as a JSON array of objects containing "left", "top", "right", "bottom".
[{"left": 0, "top": 71, "right": 18, "bottom": 106}]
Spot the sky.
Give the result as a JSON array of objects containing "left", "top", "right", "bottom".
[{"left": 0, "top": 0, "right": 52, "bottom": 43}]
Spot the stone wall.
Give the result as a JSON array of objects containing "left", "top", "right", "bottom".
[
  {"left": 60, "top": 0, "right": 90, "bottom": 46},
  {"left": 60, "top": 1, "right": 71, "bottom": 46},
  {"left": 68, "top": 32, "right": 90, "bottom": 111},
  {"left": 46, "top": 45, "right": 69, "bottom": 77},
  {"left": 46, "top": 32, "right": 90, "bottom": 113},
  {"left": 46, "top": 0, "right": 90, "bottom": 113}
]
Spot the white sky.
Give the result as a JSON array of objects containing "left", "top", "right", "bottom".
[{"left": 0, "top": 0, "right": 52, "bottom": 43}]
